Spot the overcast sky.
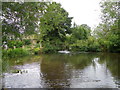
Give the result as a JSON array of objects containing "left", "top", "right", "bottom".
[{"left": 53, "top": 0, "right": 102, "bottom": 29}]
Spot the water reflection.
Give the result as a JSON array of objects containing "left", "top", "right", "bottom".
[
  {"left": 69, "top": 57, "right": 116, "bottom": 88},
  {"left": 41, "top": 54, "right": 71, "bottom": 88},
  {"left": 2, "top": 53, "right": 120, "bottom": 88}
]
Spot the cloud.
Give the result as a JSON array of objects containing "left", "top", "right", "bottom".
[{"left": 53, "top": 0, "right": 102, "bottom": 29}]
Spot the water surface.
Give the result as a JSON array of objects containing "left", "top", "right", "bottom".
[{"left": 2, "top": 53, "right": 120, "bottom": 88}]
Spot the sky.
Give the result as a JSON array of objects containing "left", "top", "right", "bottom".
[{"left": 53, "top": 0, "right": 102, "bottom": 29}]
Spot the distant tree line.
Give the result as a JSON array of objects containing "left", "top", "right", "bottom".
[{"left": 2, "top": 0, "right": 120, "bottom": 53}]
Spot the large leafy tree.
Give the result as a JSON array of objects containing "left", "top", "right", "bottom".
[
  {"left": 40, "top": 2, "right": 73, "bottom": 52},
  {"left": 67, "top": 24, "right": 92, "bottom": 51},
  {"left": 95, "top": 1, "right": 120, "bottom": 52},
  {"left": 71, "top": 24, "right": 91, "bottom": 41},
  {"left": 2, "top": 2, "right": 48, "bottom": 42}
]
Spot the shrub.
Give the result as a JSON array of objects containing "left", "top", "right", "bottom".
[
  {"left": 42, "top": 42, "right": 61, "bottom": 53},
  {"left": 70, "top": 40, "right": 88, "bottom": 52},
  {"left": 23, "top": 39, "right": 31, "bottom": 45},
  {"left": 7, "top": 41, "right": 16, "bottom": 48},
  {"left": 16, "top": 41, "right": 24, "bottom": 48},
  {"left": 87, "top": 42, "right": 101, "bottom": 52},
  {"left": 33, "top": 47, "right": 40, "bottom": 55},
  {"left": 7, "top": 40, "right": 24, "bottom": 48},
  {"left": 34, "top": 44, "right": 40, "bottom": 48},
  {"left": 69, "top": 38, "right": 101, "bottom": 52},
  {"left": 2, "top": 48, "right": 29, "bottom": 58}
]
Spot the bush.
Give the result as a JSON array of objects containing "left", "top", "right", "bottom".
[
  {"left": 70, "top": 40, "right": 88, "bottom": 52},
  {"left": 33, "top": 47, "right": 40, "bottom": 55},
  {"left": 7, "top": 40, "right": 24, "bottom": 48},
  {"left": 23, "top": 39, "right": 31, "bottom": 45},
  {"left": 7, "top": 41, "right": 16, "bottom": 48},
  {"left": 2, "top": 48, "right": 29, "bottom": 58},
  {"left": 42, "top": 42, "right": 61, "bottom": 53},
  {"left": 34, "top": 44, "right": 40, "bottom": 48},
  {"left": 16, "top": 41, "right": 24, "bottom": 48},
  {"left": 69, "top": 38, "right": 101, "bottom": 52},
  {"left": 87, "top": 42, "right": 101, "bottom": 52}
]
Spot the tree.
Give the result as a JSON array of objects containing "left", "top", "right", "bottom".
[
  {"left": 67, "top": 24, "right": 92, "bottom": 52},
  {"left": 2, "top": 2, "right": 48, "bottom": 42},
  {"left": 71, "top": 24, "right": 91, "bottom": 40},
  {"left": 94, "top": 1, "right": 120, "bottom": 52},
  {"left": 40, "top": 2, "right": 73, "bottom": 52}
]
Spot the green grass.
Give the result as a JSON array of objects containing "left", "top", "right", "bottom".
[{"left": 2, "top": 48, "right": 29, "bottom": 58}]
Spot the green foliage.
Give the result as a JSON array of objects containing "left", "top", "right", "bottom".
[
  {"left": 42, "top": 42, "right": 61, "bottom": 53},
  {"left": 23, "top": 39, "right": 31, "bottom": 45},
  {"left": 67, "top": 24, "right": 91, "bottom": 51},
  {"left": 7, "top": 40, "right": 24, "bottom": 48},
  {"left": 40, "top": 2, "right": 72, "bottom": 53},
  {"left": 66, "top": 24, "right": 100, "bottom": 52},
  {"left": 94, "top": 1, "right": 120, "bottom": 52},
  {"left": 87, "top": 38, "right": 100, "bottom": 52},
  {"left": 71, "top": 24, "right": 91, "bottom": 40},
  {"left": 70, "top": 40, "right": 88, "bottom": 51},
  {"left": 2, "top": 48, "right": 29, "bottom": 58},
  {"left": 33, "top": 47, "right": 40, "bottom": 55},
  {"left": 2, "top": 1, "right": 119, "bottom": 53},
  {"left": 7, "top": 41, "right": 16, "bottom": 49},
  {"left": 108, "top": 34, "right": 120, "bottom": 52},
  {"left": 2, "top": 2, "right": 48, "bottom": 43},
  {"left": 69, "top": 37, "right": 100, "bottom": 52},
  {"left": 16, "top": 41, "right": 24, "bottom": 48}
]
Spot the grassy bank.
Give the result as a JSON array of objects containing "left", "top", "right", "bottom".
[{"left": 2, "top": 48, "right": 29, "bottom": 58}]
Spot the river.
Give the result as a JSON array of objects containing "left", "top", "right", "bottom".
[{"left": 1, "top": 53, "right": 120, "bottom": 88}]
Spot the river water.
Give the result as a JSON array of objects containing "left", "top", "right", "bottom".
[{"left": 1, "top": 53, "right": 120, "bottom": 88}]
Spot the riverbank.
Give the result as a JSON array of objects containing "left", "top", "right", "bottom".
[{"left": 2, "top": 46, "right": 120, "bottom": 59}]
